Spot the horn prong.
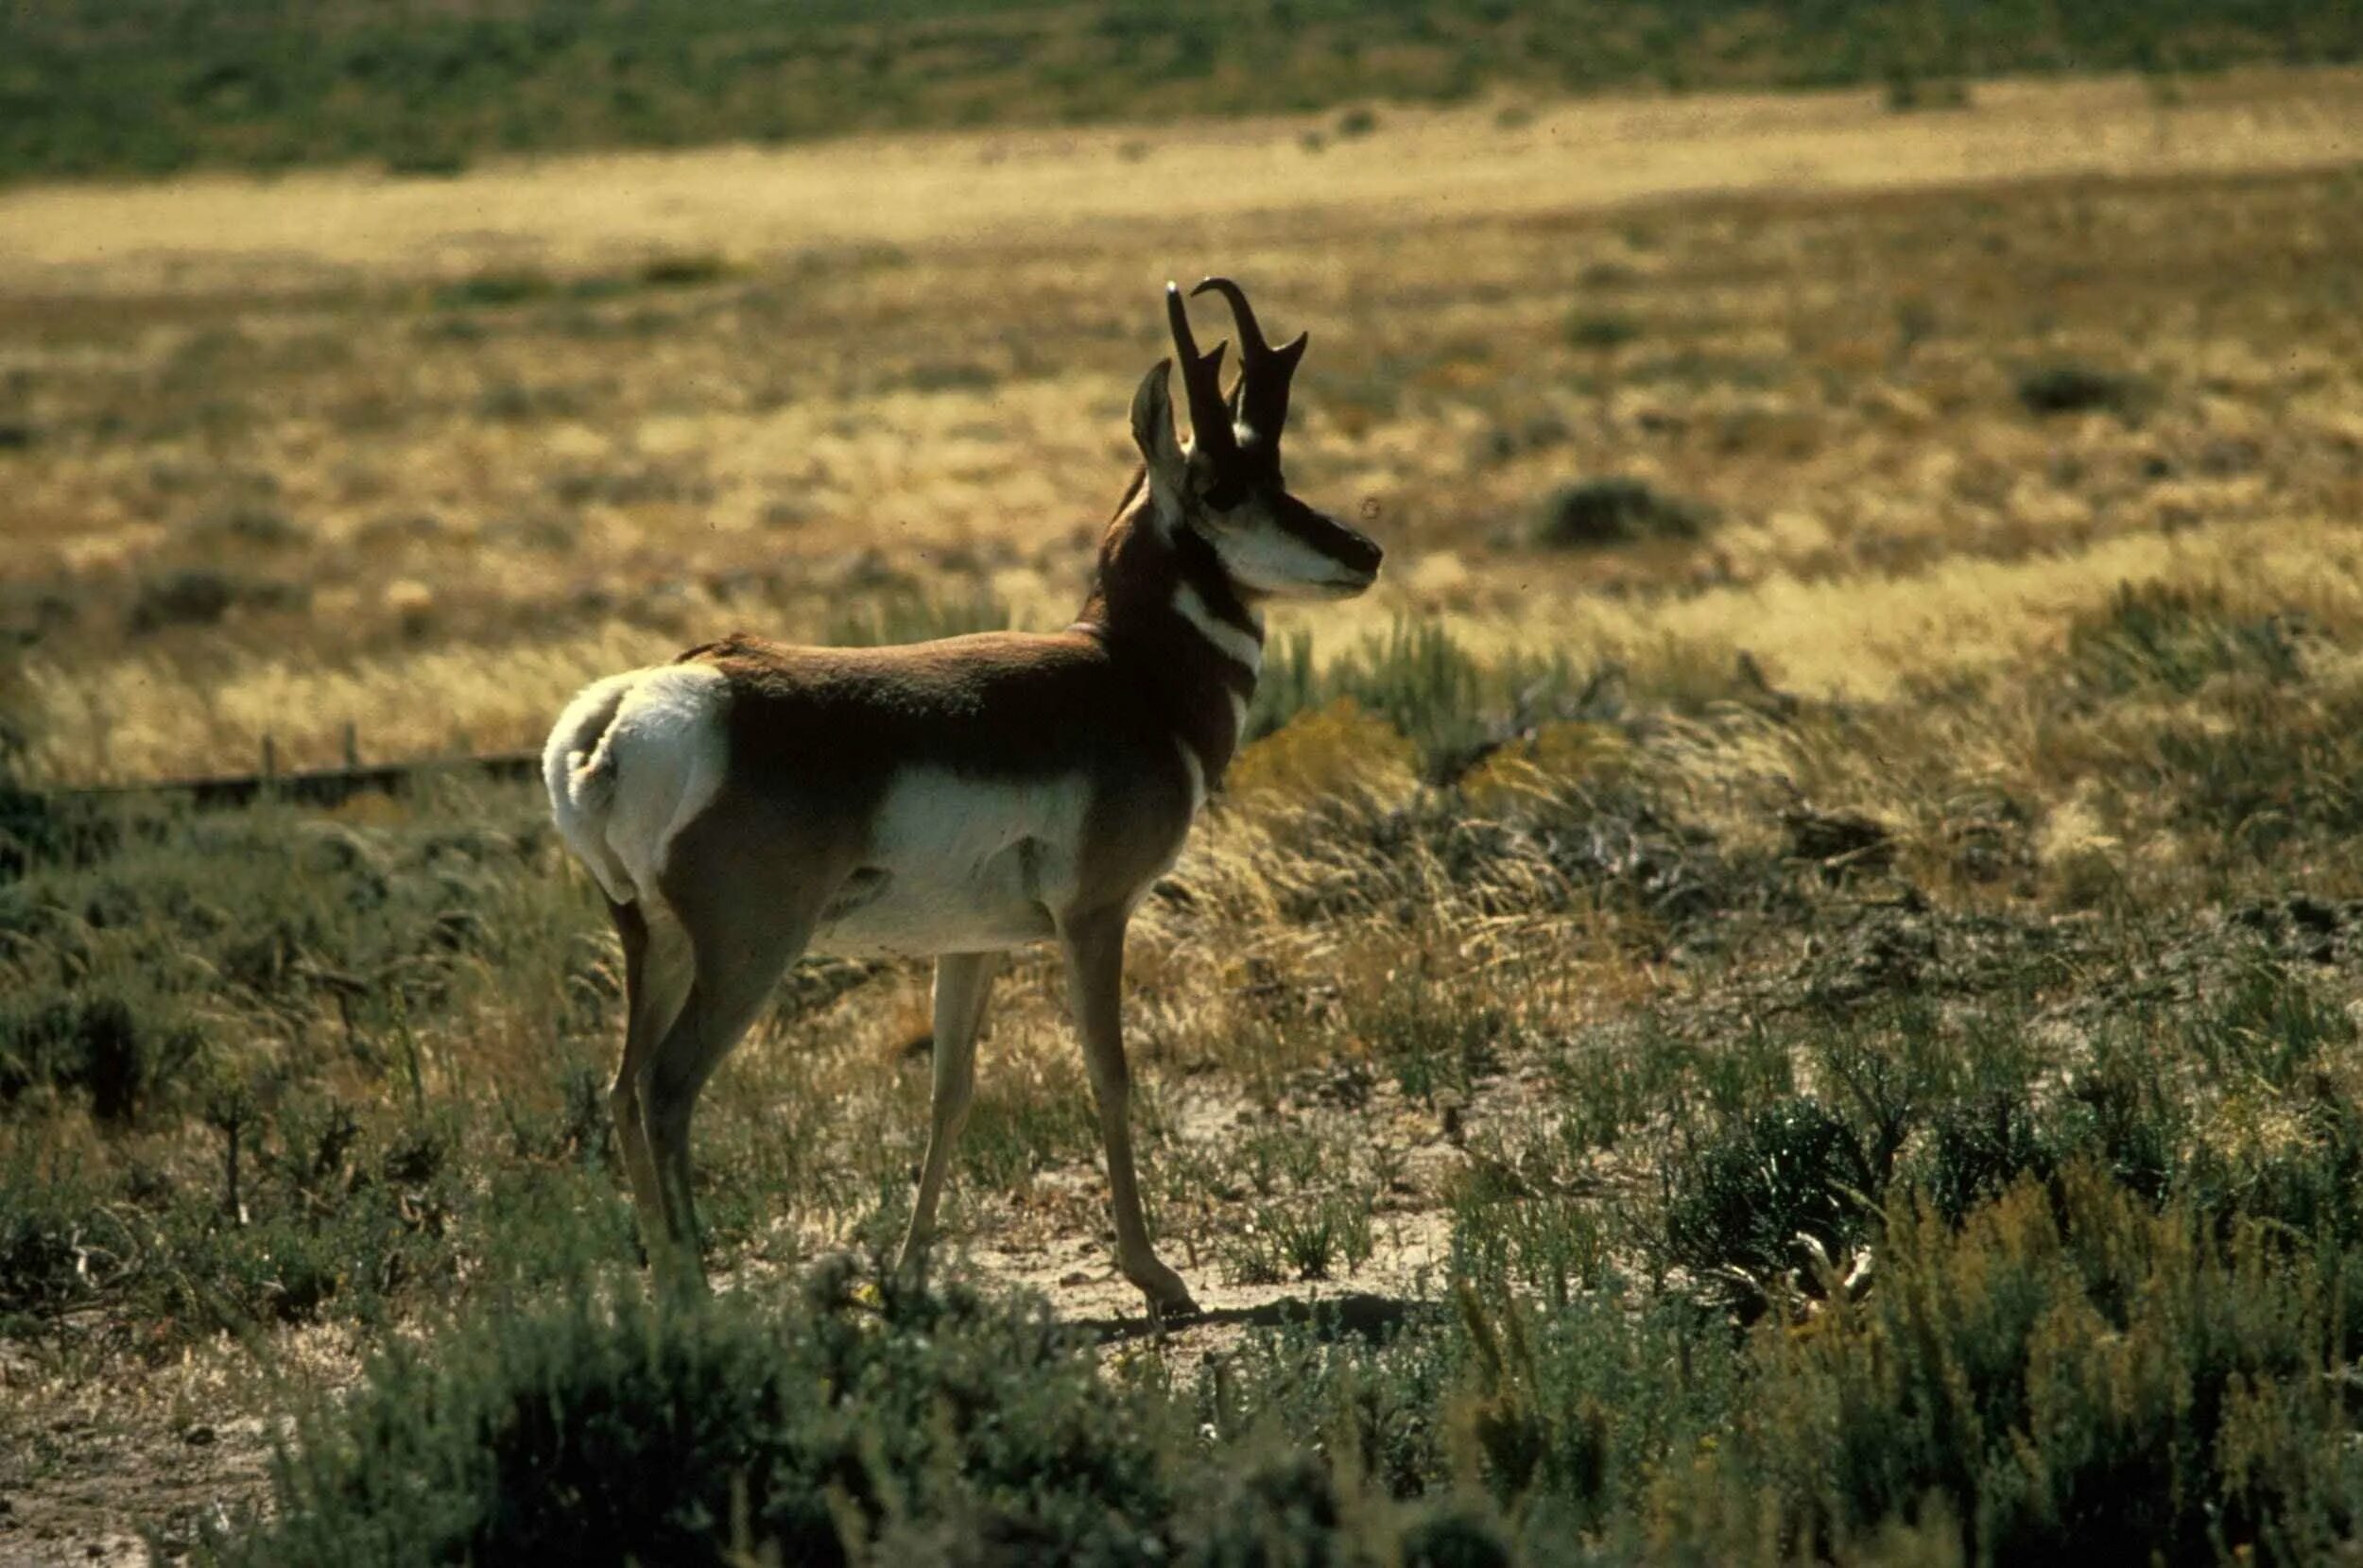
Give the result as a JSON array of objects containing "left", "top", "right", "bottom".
[
  {"left": 1189, "top": 276, "right": 1303, "bottom": 447},
  {"left": 1164, "top": 283, "right": 1236, "bottom": 461},
  {"left": 1190, "top": 276, "right": 1269, "bottom": 356}
]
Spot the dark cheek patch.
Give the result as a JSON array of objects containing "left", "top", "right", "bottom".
[{"left": 1269, "top": 494, "right": 1382, "bottom": 576}]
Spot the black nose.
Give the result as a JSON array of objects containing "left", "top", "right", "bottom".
[{"left": 1335, "top": 521, "right": 1383, "bottom": 577}]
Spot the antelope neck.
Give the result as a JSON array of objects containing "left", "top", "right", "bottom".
[{"left": 1077, "top": 497, "right": 1262, "bottom": 789}]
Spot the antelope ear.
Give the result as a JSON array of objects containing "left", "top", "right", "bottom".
[{"left": 1129, "top": 359, "right": 1187, "bottom": 521}]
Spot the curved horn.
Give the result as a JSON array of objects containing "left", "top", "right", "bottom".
[
  {"left": 1191, "top": 275, "right": 1307, "bottom": 445},
  {"left": 1164, "top": 283, "right": 1235, "bottom": 464}
]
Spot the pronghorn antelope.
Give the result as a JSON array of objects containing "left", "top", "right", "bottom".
[{"left": 542, "top": 278, "right": 1382, "bottom": 1317}]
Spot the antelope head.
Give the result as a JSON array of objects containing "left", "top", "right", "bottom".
[{"left": 1130, "top": 277, "right": 1383, "bottom": 600}]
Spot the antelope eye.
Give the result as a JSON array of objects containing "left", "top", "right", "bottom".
[{"left": 1201, "top": 475, "right": 1246, "bottom": 511}]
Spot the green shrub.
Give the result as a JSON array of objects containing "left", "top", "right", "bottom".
[
  {"left": 129, "top": 567, "right": 304, "bottom": 634},
  {"left": 1530, "top": 477, "right": 1712, "bottom": 550},
  {"left": 1663, "top": 1096, "right": 1875, "bottom": 1315},
  {"left": 1353, "top": 972, "right": 1505, "bottom": 1105},
  {"left": 1247, "top": 618, "right": 1595, "bottom": 782},
  {"left": 1563, "top": 311, "right": 1640, "bottom": 351},
  {"left": 1917, "top": 1089, "right": 2059, "bottom": 1225},
  {"left": 1197, "top": 1307, "right": 1462, "bottom": 1502},
  {"left": 216, "top": 1265, "right": 1184, "bottom": 1567},
  {"left": 0, "top": 1152, "right": 128, "bottom": 1319},
  {"left": 1448, "top": 1284, "right": 1735, "bottom": 1536},
  {"left": 1682, "top": 1172, "right": 2363, "bottom": 1564},
  {"left": 431, "top": 269, "right": 556, "bottom": 310},
  {"left": 0, "top": 980, "right": 206, "bottom": 1123},
  {"left": 1447, "top": 1159, "right": 1606, "bottom": 1312},
  {"left": 635, "top": 251, "right": 731, "bottom": 288},
  {"left": 2015, "top": 361, "right": 2152, "bottom": 418}
]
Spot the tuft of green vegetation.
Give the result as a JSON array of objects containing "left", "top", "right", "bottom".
[
  {"left": 1563, "top": 310, "right": 1641, "bottom": 351},
  {"left": 213, "top": 1265, "right": 1187, "bottom": 1568},
  {"left": 1530, "top": 476, "right": 1713, "bottom": 550},
  {"left": 2063, "top": 582, "right": 2303, "bottom": 698},
  {"left": 1662, "top": 1096, "right": 1876, "bottom": 1317},
  {"left": 2015, "top": 360, "right": 2153, "bottom": 418}
]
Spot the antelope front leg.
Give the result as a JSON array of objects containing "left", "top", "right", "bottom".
[
  {"left": 1060, "top": 909, "right": 1199, "bottom": 1318},
  {"left": 897, "top": 951, "right": 1000, "bottom": 1281}
]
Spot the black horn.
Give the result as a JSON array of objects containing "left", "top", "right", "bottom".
[
  {"left": 1191, "top": 276, "right": 1307, "bottom": 448},
  {"left": 1164, "top": 283, "right": 1236, "bottom": 465}
]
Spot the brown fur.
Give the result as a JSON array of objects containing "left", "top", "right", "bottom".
[
  {"left": 674, "top": 478, "right": 1260, "bottom": 904},
  {"left": 580, "top": 285, "right": 1373, "bottom": 1312}
]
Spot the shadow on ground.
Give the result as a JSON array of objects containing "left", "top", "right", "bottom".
[{"left": 1078, "top": 1289, "right": 1440, "bottom": 1347}]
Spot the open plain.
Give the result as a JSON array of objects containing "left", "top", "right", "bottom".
[{"left": 6, "top": 63, "right": 2363, "bottom": 1565}]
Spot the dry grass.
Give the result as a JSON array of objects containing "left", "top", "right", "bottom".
[
  {"left": 8, "top": 70, "right": 2363, "bottom": 1559},
  {"left": 2, "top": 67, "right": 2360, "bottom": 784}
]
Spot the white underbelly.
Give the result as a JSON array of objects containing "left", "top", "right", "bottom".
[
  {"left": 807, "top": 877, "right": 1057, "bottom": 958},
  {"left": 807, "top": 767, "right": 1084, "bottom": 959}
]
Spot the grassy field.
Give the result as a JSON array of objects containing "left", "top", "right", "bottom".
[{"left": 4, "top": 62, "right": 2363, "bottom": 1564}]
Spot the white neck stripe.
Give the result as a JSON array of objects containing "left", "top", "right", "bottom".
[
  {"left": 1177, "top": 736, "right": 1207, "bottom": 816},
  {"left": 1171, "top": 580, "right": 1264, "bottom": 675}
]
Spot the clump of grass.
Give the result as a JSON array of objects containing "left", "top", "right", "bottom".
[
  {"left": 1222, "top": 1195, "right": 1373, "bottom": 1284},
  {"left": 1883, "top": 70, "right": 1973, "bottom": 112},
  {"left": 823, "top": 585, "right": 1010, "bottom": 647},
  {"left": 0, "top": 982, "right": 206, "bottom": 1125},
  {"left": 1563, "top": 310, "right": 1641, "bottom": 350},
  {"left": 1226, "top": 698, "right": 1418, "bottom": 803},
  {"left": 128, "top": 568, "right": 305, "bottom": 634},
  {"left": 1662, "top": 1096, "right": 1874, "bottom": 1317},
  {"left": 0, "top": 1151, "right": 130, "bottom": 1321},
  {"left": 183, "top": 504, "right": 303, "bottom": 549},
  {"left": 634, "top": 251, "right": 731, "bottom": 288},
  {"left": 2062, "top": 581, "right": 2302, "bottom": 698},
  {"left": 1448, "top": 1152, "right": 1607, "bottom": 1311},
  {"left": 1530, "top": 476, "right": 1713, "bottom": 550},
  {"left": 1249, "top": 619, "right": 1598, "bottom": 783},
  {"left": 2014, "top": 361, "right": 2152, "bottom": 418},
  {"left": 1352, "top": 968, "right": 1506, "bottom": 1105},
  {"left": 432, "top": 269, "right": 556, "bottom": 309}
]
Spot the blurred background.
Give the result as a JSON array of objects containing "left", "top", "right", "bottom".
[{"left": 2, "top": 1, "right": 2359, "bottom": 785}]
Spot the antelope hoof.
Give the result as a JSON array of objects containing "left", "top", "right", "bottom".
[
  {"left": 651, "top": 1244, "right": 711, "bottom": 1301},
  {"left": 1131, "top": 1262, "right": 1200, "bottom": 1323}
]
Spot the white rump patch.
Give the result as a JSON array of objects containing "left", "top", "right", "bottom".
[
  {"left": 542, "top": 663, "right": 730, "bottom": 906},
  {"left": 1171, "top": 580, "right": 1264, "bottom": 675}
]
